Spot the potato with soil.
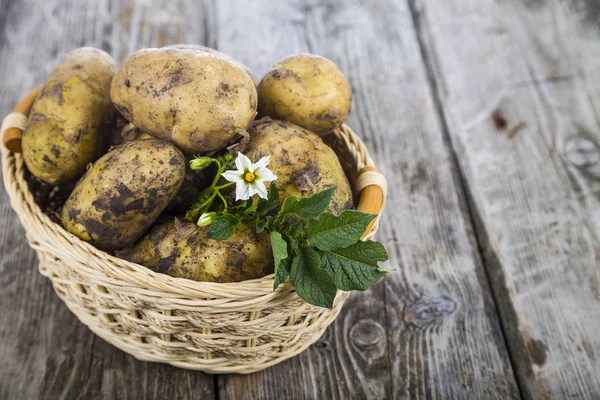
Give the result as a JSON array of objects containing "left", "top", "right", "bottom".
[
  {"left": 111, "top": 48, "right": 257, "bottom": 153},
  {"left": 118, "top": 219, "right": 274, "bottom": 282},
  {"left": 22, "top": 47, "right": 117, "bottom": 184},
  {"left": 60, "top": 139, "right": 186, "bottom": 251},
  {"left": 258, "top": 54, "right": 352, "bottom": 135},
  {"left": 245, "top": 120, "right": 353, "bottom": 213},
  {"left": 162, "top": 44, "right": 260, "bottom": 87},
  {"left": 114, "top": 126, "right": 211, "bottom": 212}
]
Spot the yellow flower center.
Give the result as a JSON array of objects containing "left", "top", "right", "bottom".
[{"left": 244, "top": 171, "right": 256, "bottom": 182}]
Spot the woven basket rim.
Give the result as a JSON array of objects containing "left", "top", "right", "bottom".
[{"left": 2, "top": 118, "right": 386, "bottom": 303}]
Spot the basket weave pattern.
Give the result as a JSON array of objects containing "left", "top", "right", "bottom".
[{"left": 2, "top": 124, "right": 381, "bottom": 374}]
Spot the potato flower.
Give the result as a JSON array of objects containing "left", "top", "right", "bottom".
[{"left": 222, "top": 153, "right": 277, "bottom": 201}]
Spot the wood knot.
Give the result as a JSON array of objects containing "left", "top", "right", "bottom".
[
  {"left": 526, "top": 337, "right": 548, "bottom": 366},
  {"left": 492, "top": 109, "right": 508, "bottom": 130},
  {"left": 564, "top": 136, "right": 600, "bottom": 176},
  {"left": 314, "top": 340, "right": 332, "bottom": 351},
  {"left": 350, "top": 319, "right": 385, "bottom": 350},
  {"left": 491, "top": 108, "right": 526, "bottom": 138},
  {"left": 404, "top": 294, "right": 456, "bottom": 329}
]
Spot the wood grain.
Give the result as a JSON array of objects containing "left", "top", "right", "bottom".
[
  {"left": 213, "top": 0, "right": 518, "bottom": 398},
  {"left": 0, "top": 1, "right": 215, "bottom": 399},
  {"left": 412, "top": 0, "right": 600, "bottom": 397}
]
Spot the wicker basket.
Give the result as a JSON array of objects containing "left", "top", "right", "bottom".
[{"left": 1, "top": 88, "right": 387, "bottom": 374}]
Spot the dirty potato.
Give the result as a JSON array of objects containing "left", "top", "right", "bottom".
[
  {"left": 60, "top": 139, "right": 186, "bottom": 251},
  {"left": 114, "top": 127, "right": 211, "bottom": 212},
  {"left": 245, "top": 120, "right": 353, "bottom": 213},
  {"left": 111, "top": 48, "right": 257, "bottom": 153},
  {"left": 112, "top": 125, "right": 211, "bottom": 213},
  {"left": 118, "top": 219, "right": 274, "bottom": 282},
  {"left": 22, "top": 47, "right": 117, "bottom": 184},
  {"left": 162, "top": 44, "right": 260, "bottom": 87},
  {"left": 258, "top": 54, "right": 352, "bottom": 134}
]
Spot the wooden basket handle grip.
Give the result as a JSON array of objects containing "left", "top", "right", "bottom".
[
  {"left": 356, "top": 166, "right": 387, "bottom": 239},
  {"left": 1, "top": 85, "right": 42, "bottom": 153}
]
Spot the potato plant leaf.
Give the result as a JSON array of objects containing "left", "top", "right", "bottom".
[
  {"left": 306, "top": 210, "right": 376, "bottom": 251},
  {"left": 270, "top": 231, "right": 289, "bottom": 289},
  {"left": 255, "top": 182, "right": 279, "bottom": 216},
  {"left": 290, "top": 246, "right": 337, "bottom": 308},
  {"left": 206, "top": 214, "right": 241, "bottom": 240},
  {"left": 278, "top": 187, "right": 335, "bottom": 220},
  {"left": 274, "top": 258, "right": 291, "bottom": 289},
  {"left": 319, "top": 240, "right": 388, "bottom": 291}
]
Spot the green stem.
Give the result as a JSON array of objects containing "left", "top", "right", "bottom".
[
  {"left": 215, "top": 182, "right": 235, "bottom": 190},
  {"left": 187, "top": 155, "right": 237, "bottom": 221},
  {"left": 209, "top": 159, "right": 223, "bottom": 188},
  {"left": 196, "top": 191, "right": 217, "bottom": 214},
  {"left": 215, "top": 190, "right": 228, "bottom": 211}
]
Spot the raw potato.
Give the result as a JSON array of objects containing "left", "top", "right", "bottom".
[
  {"left": 112, "top": 125, "right": 209, "bottom": 212},
  {"left": 118, "top": 219, "right": 274, "bottom": 283},
  {"left": 60, "top": 139, "right": 186, "bottom": 251},
  {"left": 245, "top": 120, "right": 353, "bottom": 213},
  {"left": 258, "top": 54, "right": 352, "bottom": 134},
  {"left": 111, "top": 48, "right": 258, "bottom": 153},
  {"left": 162, "top": 44, "right": 260, "bottom": 87},
  {"left": 22, "top": 47, "right": 117, "bottom": 184}
]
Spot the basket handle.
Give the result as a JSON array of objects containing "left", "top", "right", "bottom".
[
  {"left": 1, "top": 85, "right": 42, "bottom": 153},
  {"left": 2, "top": 87, "right": 387, "bottom": 237},
  {"left": 356, "top": 166, "right": 387, "bottom": 239}
]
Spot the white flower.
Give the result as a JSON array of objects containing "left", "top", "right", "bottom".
[{"left": 222, "top": 152, "right": 277, "bottom": 201}]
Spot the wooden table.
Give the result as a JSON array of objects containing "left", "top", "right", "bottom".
[{"left": 1, "top": 0, "right": 599, "bottom": 398}]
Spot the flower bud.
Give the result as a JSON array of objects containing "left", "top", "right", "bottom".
[
  {"left": 189, "top": 157, "right": 214, "bottom": 171},
  {"left": 197, "top": 212, "right": 216, "bottom": 227}
]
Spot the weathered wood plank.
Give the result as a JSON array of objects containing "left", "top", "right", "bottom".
[
  {"left": 213, "top": 0, "right": 519, "bottom": 398},
  {"left": 0, "top": 1, "right": 215, "bottom": 399},
  {"left": 412, "top": 0, "right": 600, "bottom": 397}
]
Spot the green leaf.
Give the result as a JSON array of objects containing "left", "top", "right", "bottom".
[
  {"left": 287, "top": 221, "right": 305, "bottom": 240},
  {"left": 244, "top": 200, "right": 259, "bottom": 215},
  {"left": 206, "top": 214, "right": 241, "bottom": 240},
  {"left": 231, "top": 200, "right": 249, "bottom": 211},
  {"left": 289, "top": 246, "right": 337, "bottom": 308},
  {"left": 271, "top": 230, "right": 288, "bottom": 271},
  {"left": 265, "top": 216, "right": 276, "bottom": 231},
  {"left": 274, "top": 258, "right": 291, "bottom": 289},
  {"left": 278, "top": 187, "right": 335, "bottom": 220},
  {"left": 306, "top": 210, "right": 377, "bottom": 251},
  {"left": 255, "top": 220, "right": 266, "bottom": 233},
  {"left": 320, "top": 240, "right": 388, "bottom": 291},
  {"left": 271, "top": 231, "right": 290, "bottom": 289},
  {"left": 255, "top": 182, "right": 280, "bottom": 216}
]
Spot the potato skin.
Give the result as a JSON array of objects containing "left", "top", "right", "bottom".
[
  {"left": 245, "top": 120, "right": 353, "bottom": 213},
  {"left": 118, "top": 219, "right": 274, "bottom": 283},
  {"left": 258, "top": 54, "right": 352, "bottom": 134},
  {"left": 162, "top": 44, "right": 260, "bottom": 87},
  {"left": 111, "top": 125, "right": 210, "bottom": 212},
  {"left": 60, "top": 139, "right": 186, "bottom": 251},
  {"left": 111, "top": 48, "right": 258, "bottom": 153},
  {"left": 22, "top": 47, "right": 117, "bottom": 184}
]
